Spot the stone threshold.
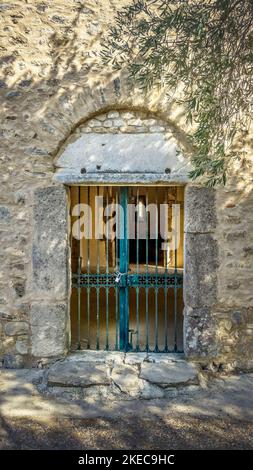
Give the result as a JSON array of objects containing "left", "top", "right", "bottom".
[{"left": 39, "top": 351, "right": 200, "bottom": 401}]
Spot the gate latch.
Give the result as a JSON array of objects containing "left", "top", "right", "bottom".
[
  {"left": 115, "top": 272, "right": 123, "bottom": 284},
  {"left": 129, "top": 329, "right": 137, "bottom": 348},
  {"left": 115, "top": 272, "right": 128, "bottom": 286}
]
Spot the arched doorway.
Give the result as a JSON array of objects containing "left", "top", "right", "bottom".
[{"left": 55, "top": 109, "right": 189, "bottom": 354}]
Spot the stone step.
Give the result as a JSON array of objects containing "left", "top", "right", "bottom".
[
  {"left": 140, "top": 361, "right": 199, "bottom": 387},
  {"left": 46, "top": 354, "right": 200, "bottom": 400},
  {"left": 47, "top": 362, "right": 111, "bottom": 387}
]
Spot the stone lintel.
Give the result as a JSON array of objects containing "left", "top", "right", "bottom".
[{"left": 53, "top": 170, "right": 189, "bottom": 185}]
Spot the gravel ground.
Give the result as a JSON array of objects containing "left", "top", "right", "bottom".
[
  {"left": 1, "top": 415, "right": 253, "bottom": 450},
  {"left": 0, "top": 369, "right": 253, "bottom": 450}
]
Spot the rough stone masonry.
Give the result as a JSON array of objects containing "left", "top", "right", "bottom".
[{"left": 0, "top": 1, "right": 253, "bottom": 371}]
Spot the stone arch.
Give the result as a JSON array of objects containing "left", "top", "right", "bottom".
[
  {"left": 54, "top": 107, "right": 191, "bottom": 184},
  {"left": 30, "top": 93, "right": 218, "bottom": 364},
  {"left": 29, "top": 86, "right": 192, "bottom": 361},
  {"left": 33, "top": 76, "right": 193, "bottom": 165}
]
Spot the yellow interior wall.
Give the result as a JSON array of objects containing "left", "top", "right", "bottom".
[{"left": 70, "top": 186, "right": 184, "bottom": 272}]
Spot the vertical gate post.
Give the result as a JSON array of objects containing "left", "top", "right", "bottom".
[
  {"left": 31, "top": 185, "right": 70, "bottom": 358},
  {"left": 184, "top": 185, "right": 218, "bottom": 358},
  {"left": 119, "top": 187, "right": 129, "bottom": 350}
]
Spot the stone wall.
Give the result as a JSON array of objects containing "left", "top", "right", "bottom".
[
  {"left": 0, "top": 1, "right": 253, "bottom": 369},
  {"left": 75, "top": 109, "right": 167, "bottom": 134},
  {"left": 214, "top": 179, "right": 253, "bottom": 370}
]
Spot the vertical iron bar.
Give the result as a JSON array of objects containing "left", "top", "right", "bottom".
[
  {"left": 136, "top": 187, "right": 140, "bottom": 351},
  {"left": 77, "top": 186, "right": 81, "bottom": 350},
  {"left": 116, "top": 188, "right": 119, "bottom": 271},
  {"left": 174, "top": 188, "right": 178, "bottom": 352},
  {"left": 96, "top": 186, "right": 100, "bottom": 350},
  {"left": 119, "top": 187, "right": 129, "bottom": 351},
  {"left": 145, "top": 188, "right": 149, "bottom": 352},
  {"left": 115, "top": 287, "right": 119, "bottom": 350},
  {"left": 125, "top": 187, "right": 129, "bottom": 351},
  {"left": 87, "top": 186, "right": 90, "bottom": 350},
  {"left": 164, "top": 187, "right": 168, "bottom": 352},
  {"left": 106, "top": 187, "right": 109, "bottom": 350},
  {"left": 154, "top": 187, "right": 159, "bottom": 352},
  {"left": 115, "top": 188, "right": 119, "bottom": 350}
]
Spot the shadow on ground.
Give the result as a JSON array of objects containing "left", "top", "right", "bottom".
[
  {"left": 1, "top": 414, "right": 253, "bottom": 450},
  {"left": 0, "top": 370, "right": 253, "bottom": 449}
]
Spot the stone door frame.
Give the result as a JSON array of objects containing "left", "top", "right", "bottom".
[{"left": 30, "top": 183, "right": 218, "bottom": 362}]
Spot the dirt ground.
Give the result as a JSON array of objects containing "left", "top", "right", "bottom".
[
  {"left": 1, "top": 415, "right": 253, "bottom": 450},
  {"left": 0, "top": 369, "right": 253, "bottom": 450}
]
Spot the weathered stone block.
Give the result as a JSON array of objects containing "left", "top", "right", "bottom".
[
  {"left": 46, "top": 386, "right": 84, "bottom": 400},
  {"left": 0, "top": 206, "right": 11, "bottom": 222},
  {"left": 140, "top": 361, "right": 199, "bottom": 387},
  {"left": 52, "top": 15, "right": 65, "bottom": 23},
  {"left": 88, "top": 119, "right": 102, "bottom": 127},
  {"left": 19, "top": 79, "right": 32, "bottom": 88},
  {"left": 185, "top": 186, "right": 217, "bottom": 233},
  {"left": 6, "top": 91, "right": 21, "bottom": 99},
  {"left": 232, "top": 310, "right": 244, "bottom": 325},
  {"left": 104, "top": 119, "right": 113, "bottom": 127},
  {"left": 0, "top": 311, "right": 13, "bottom": 320},
  {"left": 5, "top": 321, "right": 29, "bottom": 336},
  {"left": 142, "top": 119, "right": 157, "bottom": 126},
  {"left": 184, "top": 233, "right": 218, "bottom": 308},
  {"left": 128, "top": 118, "right": 143, "bottom": 126},
  {"left": 225, "top": 231, "right": 246, "bottom": 241},
  {"left": 184, "top": 307, "right": 217, "bottom": 358},
  {"left": 124, "top": 353, "right": 148, "bottom": 365},
  {"left": 13, "top": 281, "right": 26, "bottom": 298},
  {"left": 113, "top": 119, "right": 125, "bottom": 127},
  {"left": 150, "top": 125, "right": 165, "bottom": 132},
  {"left": 32, "top": 186, "right": 69, "bottom": 298},
  {"left": 15, "top": 339, "right": 29, "bottom": 355},
  {"left": 243, "top": 247, "right": 253, "bottom": 257},
  {"left": 30, "top": 303, "right": 68, "bottom": 357},
  {"left": 64, "top": 350, "right": 125, "bottom": 364},
  {"left": 139, "top": 382, "right": 165, "bottom": 399},
  {"left": 107, "top": 111, "right": 119, "bottom": 119},
  {"left": 2, "top": 336, "right": 16, "bottom": 354},
  {"left": 47, "top": 361, "right": 110, "bottom": 387},
  {"left": 3, "top": 354, "right": 25, "bottom": 368},
  {"left": 121, "top": 112, "right": 135, "bottom": 119},
  {"left": 111, "top": 365, "right": 141, "bottom": 393},
  {"left": 146, "top": 353, "right": 185, "bottom": 363}
]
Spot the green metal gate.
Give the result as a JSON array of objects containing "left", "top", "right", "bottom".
[{"left": 71, "top": 186, "right": 184, "bottom": 353}]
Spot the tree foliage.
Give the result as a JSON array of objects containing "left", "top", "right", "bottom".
[{"left": 102, "top": 0, "right": 253, "bottom": 185}]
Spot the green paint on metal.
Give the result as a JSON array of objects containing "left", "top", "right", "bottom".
[
  {"left": 106, "top": 187, "right": 109, "bottom": 350},
  {"left": 96, "top": 186, "right": 100, "bottom": 350},
  {"left": 145, "top": 189, "right": 149, "bottom": 352},
  {"left": 77, "top": 186, "right": 81, "bottom": 350},
  {"left": 87, "top": 186, "right": 91, "bottom": 349},
  {"left": 119, "top": 186, "right": 129, "bottom": 351}
]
